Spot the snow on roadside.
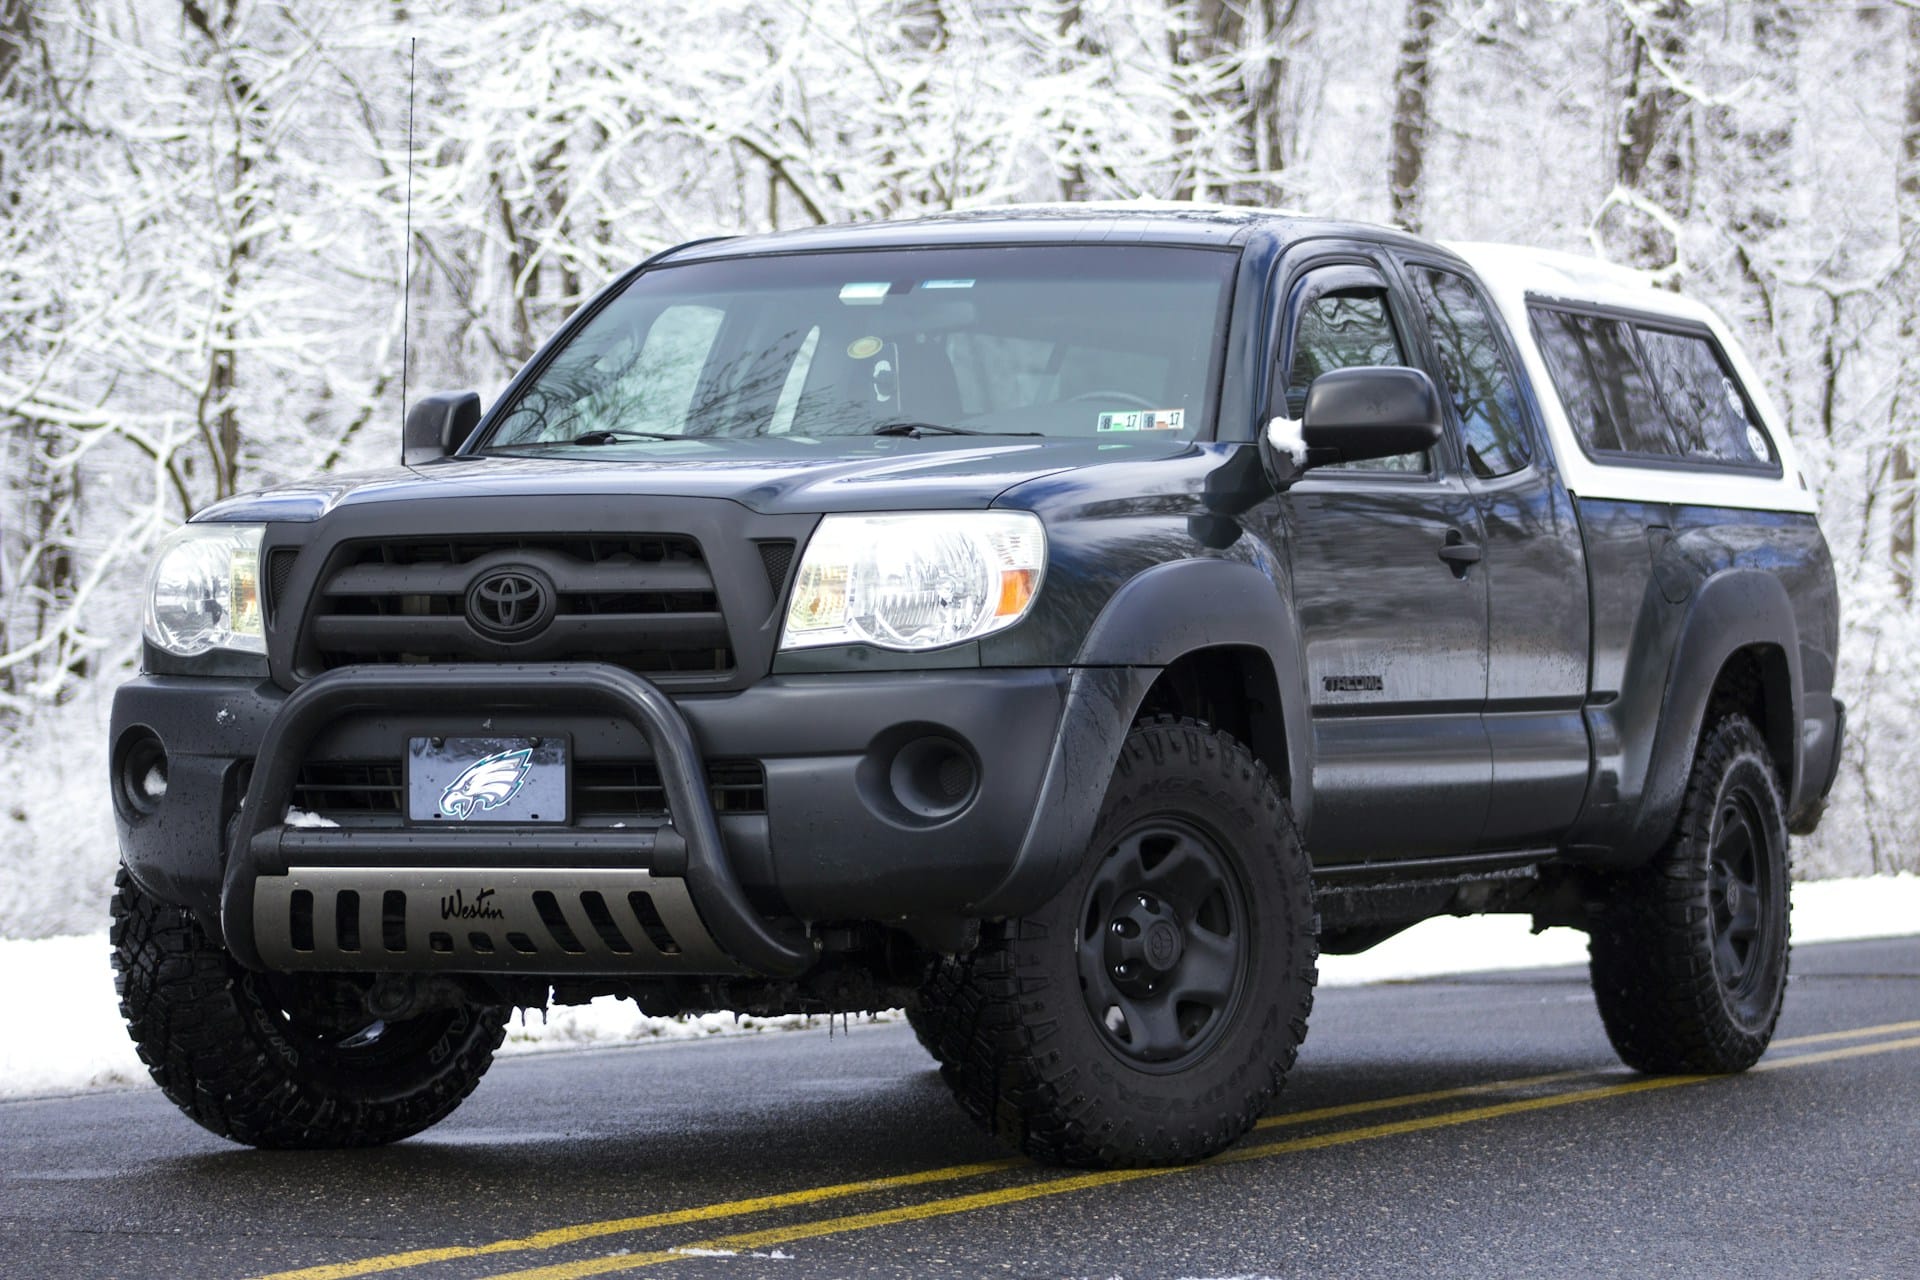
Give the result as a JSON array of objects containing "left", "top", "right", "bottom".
[
  {"left": 3, "top": 875, "right": 1914, "bottom": 1101},
  {"left": 0, "top": 934, "right": 148, "bottom": 1097},
  {"left": 496, "top": 1005, "right": 901, "bottom": 1055}
]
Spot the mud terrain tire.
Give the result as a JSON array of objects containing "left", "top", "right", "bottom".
[
  {"left": 917, "top": 717, "right": 1317, "bottom": 1168},
  {"left": 111, "top": 867, "right": 507, "bottom": 1147},
  {"left": 1588, "top": 714, "right": 1791, "bottom": 1074}
]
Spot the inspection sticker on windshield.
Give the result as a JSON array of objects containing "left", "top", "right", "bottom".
[
  {"left": 838, "top": 281, "right": 890, "bottom": 305},
  {"left": 1097, "top": 409, "right": 1184, "bottom": 432}
]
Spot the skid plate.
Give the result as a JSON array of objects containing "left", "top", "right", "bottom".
[{"left": 252, "top": 866, "right": 740, "bottom": 974}]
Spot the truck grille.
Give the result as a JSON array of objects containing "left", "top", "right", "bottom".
[
  {"left": 292, "top": 759, "right": 767, "bottom": 820},
  {"left": 298, "top": 535, "right": 733, "bottom": 680}
]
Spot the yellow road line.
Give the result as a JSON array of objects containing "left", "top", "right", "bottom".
[
  {"left": 475, "top": 1032, "right": 1920, "bottom": 1280},
  {"left": 1254, "top": 1067, "right": 1592, "bottom": 1131},
  {"left": 1772, "top": 1017, "right": 1920, "bottom": 1049},
  {"left": 244, "top": 1162, "right": 1022, "bottom": 1280},
  {"left": 248, "top": 1068, "right": 1594, "bottom": 1280},
  {"left": 250, "top": 1017, "right": 1920, "bottom": 1280},
  {"left": 1249, "top": 1015, "right": 1920, "bottom": 1135},
  {"left": 1754, "top": 1032, "right": 1920, "bottom": 1071}
]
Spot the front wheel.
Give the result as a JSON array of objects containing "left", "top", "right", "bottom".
[
  {"left": 916, "top": 718, "right": 1318, "bottom": 1167},
  {"left": 1588, "top": 714, "right": 1791, "bottom": 1074},
  {"left": 111, "top": 868, "right": 507, "bottom": 1147}
]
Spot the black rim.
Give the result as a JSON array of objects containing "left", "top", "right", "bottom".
[
  {"left": 1077, "top": 817, "right": 1249, "bottom": 1072},
  {"left": 245, "top": 972, "right": 463, "bottom": 1075},
  {"left": 1707, "top": 776, "right": 1778, "bottom": 1007}
]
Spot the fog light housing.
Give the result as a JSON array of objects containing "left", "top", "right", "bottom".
[
  {"left": 888, "top": 735, "right": 979, "bottom": 821},
  {"left": 117, "top": 731, "right": 169, "bottom": 818}
]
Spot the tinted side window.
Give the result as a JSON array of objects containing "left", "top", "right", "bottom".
[
  {"left": 1529, "top": 308, "right": 1672, "bottom": 457},
  {"left": 1287, "top": 287, "right": 1424, "bottom": 474},
  {"left": 1412, "top": 268, "right": 1530, "bottom": 478},
  {"left": 1636, "top": 327, "right": 1775, "bottom": 466}
]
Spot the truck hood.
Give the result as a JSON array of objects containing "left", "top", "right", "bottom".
[{"left": 193, "top": 435, "right": 1199, "bottom": 523}]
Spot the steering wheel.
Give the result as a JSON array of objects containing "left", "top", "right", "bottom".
[{"left": 1067, "top": 389, "right": 1157, "bottom": 410}]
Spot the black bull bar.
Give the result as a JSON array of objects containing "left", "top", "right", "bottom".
[{"left": 221, "top": 662, "right": 817, "bottom": 978}]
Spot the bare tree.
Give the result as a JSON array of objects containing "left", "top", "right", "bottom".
[
  {"left": 178, "top": 0, "right": 267, "bottom": 499},
  {"left": 1167, "top": 0, "right": 1310, "bottom": 205},
  {"left": 0, "top": 0, "right": 29, "bottom": 101},
  {"left": 1602, "top": 0, "right": 1692, "bottom": 271},
  {"left": 1892, "top": 6, "right": 1920, "bottom": 600},
  {"left": 0, "top": 0, "right": 84, "bottom": 705},
  {"left": 1389, "top": 0, "right": 1440, "bottom": 232}
]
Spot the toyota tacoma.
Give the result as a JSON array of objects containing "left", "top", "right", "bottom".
[{"left": 109, "top": 206, "right": 1844, "bottom": 1168}]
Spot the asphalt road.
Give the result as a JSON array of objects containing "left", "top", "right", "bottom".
[{"left": 5, "top": 936, "right": 1918, "bottom": 1280}]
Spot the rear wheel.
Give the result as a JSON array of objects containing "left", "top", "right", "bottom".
[
  {"left": 915, "top": 717, "right": 1317, "bottom": 1167},
  {"left": 111, "top": 867, "right": 507, "bottom": 1147},
  {"left": 1588, "top": 714, "right": 1791, "bottom": 1074}
]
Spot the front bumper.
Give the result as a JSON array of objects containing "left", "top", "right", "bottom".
[{"left": 111, "top": 662, "right": 1088, "bottom": 975}]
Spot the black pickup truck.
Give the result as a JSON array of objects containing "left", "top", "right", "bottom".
[{"left": 109, "top": 206, "right": 1843, "bottom": 1168}]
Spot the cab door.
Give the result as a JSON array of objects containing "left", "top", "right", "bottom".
[
  {"left": 1268, "top": 256, "right": 1492, "bottom": 863},
  {"left": 1396, "top": 258, "right": 1592, "bottom": 850}
]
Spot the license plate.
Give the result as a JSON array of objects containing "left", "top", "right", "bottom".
[{"left": 407, "top": 736, "right": 569, "bottom": 824}]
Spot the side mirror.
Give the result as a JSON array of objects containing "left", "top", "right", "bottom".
[
  {"left": 403, "top": 391, "right": 483, "bottom": 466},
  {"left": 1261, "top": 366, "right": 1443, "bottom": 489}
]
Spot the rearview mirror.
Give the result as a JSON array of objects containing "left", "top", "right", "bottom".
[
  {"left": 1261, "top": 366, "right": 1443, "bottom": 489},
  {"left": 403, "top": 391, "right": 483, "bottom": 466}
]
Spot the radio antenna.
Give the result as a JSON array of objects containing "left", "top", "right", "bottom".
[{"left": 400, "top": 36, "right": 416, "bottom": 433}]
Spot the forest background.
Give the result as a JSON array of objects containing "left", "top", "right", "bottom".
[{"left": 2, "top": 0, "right": 1915, "bottom": 938}]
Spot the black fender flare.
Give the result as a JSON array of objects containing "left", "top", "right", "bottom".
[
  {"left": 1621, "top": 568, "right": 1803, "bottom": 861},
  {"left": 970, "top": 558, "right": 1311, "bottom": 917}
]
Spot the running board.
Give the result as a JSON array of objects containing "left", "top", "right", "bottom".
[{"left": 1314, "top": 850, "right": 1556, "bottom": 934}]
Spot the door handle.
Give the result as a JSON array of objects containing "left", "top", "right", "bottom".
[{"left": 1438, "top": 531, "right": 1482, "bottom": 576}]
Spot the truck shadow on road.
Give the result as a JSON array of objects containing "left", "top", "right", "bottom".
[{"left": 132, "top": 1038, "right": 1615, "bottom": 1214}]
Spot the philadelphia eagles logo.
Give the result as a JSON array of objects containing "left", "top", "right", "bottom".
[{"left": 438, "top": 748, "right": 534, "bottom": 820}]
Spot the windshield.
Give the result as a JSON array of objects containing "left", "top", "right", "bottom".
[{"left": 480, "top": 245, "right": 1233, "bottom": 449}]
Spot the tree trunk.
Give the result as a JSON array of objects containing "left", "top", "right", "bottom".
[
  {"left": 1608, "top": 0, "right": 1691, "bottom": 270},
  {"left": 1389, "top": 0, "right": 1439, "bottom": 233},
  {"left": 26, "top": 431, "right": 82, "bottom": 686},
  {"left": 498, "top": 182, "right": 535, "bottom": 363},
  {"left": 1169, "top": 0, "right": 1307, "bottom": 205},
  {"left": 181, "top": 0, "right": 263, "bottom": 500},
  {"left": 1241, "top": 0, "right": 1305, "bottom": 206},
  {"left": 0, "top": 0, "right": 29, "bottom": 99},
  {"left": 1168, "top": 1, "right": 1235, "bottom": 201},
  {"left": 1894, "top": 7, "right": 1920, "bottom": 600},
  {"left": 1052, "top": 1, "right": 1101, "bottom": 200}
]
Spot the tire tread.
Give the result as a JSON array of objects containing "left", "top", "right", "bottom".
[
  {"left": 915, "top": 716, "right": 1317, "bottom": 1167},
  {"left": 1588, "top": 714, "right": 1791, "bottom": 1074},
  {"left": 111, "top": 868, "right": 505, "bottom": 1148}
]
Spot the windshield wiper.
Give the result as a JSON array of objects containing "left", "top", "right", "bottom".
[
  {"left": 482, "top": 429, "right": 678, "bottom": 452},
  {"left": 872, "top": 421, "right": 1042, "bottom": 439},
  {"left": 571, "top": 429, "right": 676, "bottom": 444}
]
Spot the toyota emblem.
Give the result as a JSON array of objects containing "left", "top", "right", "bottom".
[{"left": 466, "top": 567, "right": 555, "bottom": 640}]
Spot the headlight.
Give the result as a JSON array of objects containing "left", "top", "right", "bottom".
[
  {"left": 142, "top": 523, "right": 266, "bottom": 657},
  {"left": 781, "top": 512, "right": 1045, "bottom": 652}
]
